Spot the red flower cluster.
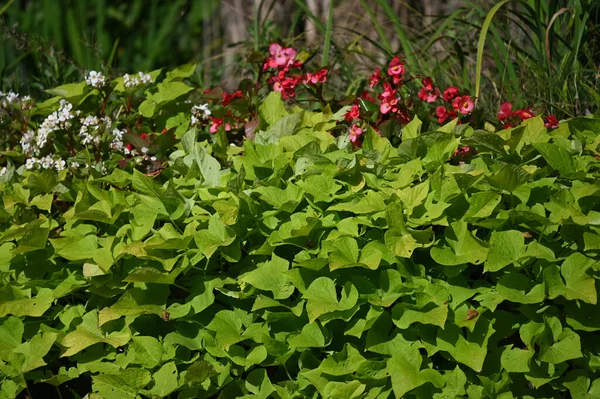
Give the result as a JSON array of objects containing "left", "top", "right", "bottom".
[
  {"left": 345, "top": 104, "right": 360, "bottom": 121},
  {"left": 304, "top": 68, "right": 328, "bottom": 85},
  {"left": 544, "top": 114, "right": 559, "bottom": 129},
  {"left": 222, "top": 90, "right": 243, "bottom": 106},
  {"left": 497, "top": 102, "right": 535, "bottom": 128},
  {"left": 434, "top": 86, "right": 473, "bottom": 123},
  {"left": 417, "top": 77, "right": 439, "bottom": 103}
]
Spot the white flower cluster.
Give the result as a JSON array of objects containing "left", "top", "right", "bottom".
[
  {"left": 21, "top": 100, "right": 76, "bottom": 154},
  {"left": 0, "top": 91, "right": 33, "bottom": 110},
  {"left": 191, "top": 104, "right": 211, "bottom": 125},
  {"left": 111, "top": 128, "right": 125, "bottom": 151},
  {"left": 85, "top": 71, "right": 106, "bottom": 88},
  {"left": 0, "top": 167, "right": 7, "bottom": 177},
  {"left": 79, "top": 115, "right": 112, "bottom": 146},
  {"left": 124, "top": 72, "right": 153, "bottom": 88},
  {"left": 25, "top": 155, "right": 66, "bottom": 171}
]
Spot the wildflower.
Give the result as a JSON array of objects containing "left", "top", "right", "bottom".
[
  {"left": 270, "top": 70, "right": 302, "bottom": 99},
  {"left": 443, "top": 87, "right": 460, "bottom": 102},
  {"left": 141, "top": 147, "right": 149, "bottom": 155},
  {"left": 0, "top": 167, "right": 6, "bottom": 177},
  {"left": 140, "top": 133, "right": 148, "bottom": 140},
  {"left": 70, "top": 161, "right": 80, "bottom": 169},
  {"left": 209, "top": 117, "right": 231, "bottom": 134},
  {"left": 497, "top": 102, "right": 513, "bottom": 121},
  {"left": 191, "top": 104, "right": 211, "bottom": 125},
  {"left": 418, "top": 88, "right": 439, "bottom": 103},
  {"left": 387, "top": 56, "right": 405, "bottom": 77},
  {"left": 515, "top": 108, "right": 534, "bottom": 120},
  {"left": 222, "top": 91, "right": 243, "bottom": 106},
  {"left": 85, "top": 71, "right": 106, "bottom": 88},
  {"left": 378, "top": 83, "right": 399, "bottom": 114},
  {"left": 544, "top": 114, "right": 559, "bottom": 129},
  {"left": 25, "top": 158, "right": 37, "bottom": 170},
  {"left": 265, "top": 43, "right": 298, "bottom": 69},
  {"left": 369, "top": 68, "right": 381, "bottom": 88},
  {"left": 55, "top": 159, "right": 66, "bottom": 171},
  {"left": 436, "top": 106, "right": 456, "bottom": 124},
  {"left": 349, "top": 124, "right": 363, "bottom": 143},
  {"left": 452, "top": 95, "right": 475, "bottom": 115},
  {"left": 345, "top": 104, "right": 360, "bottom": 121},
  {"left": 304, "top": 68, "right": 328, "bottom": 84}
]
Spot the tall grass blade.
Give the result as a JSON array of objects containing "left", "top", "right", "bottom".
[
  {"left": 322, "top": 0, "right": 334, "bottom": 66},
  {"left": 0, "top": 0, "right": 15, "bottom": 17},
  {"left": 475, "top": 0, "right": 509, "bottom": 102},
  {"left": 359, "top": 0, "right": 392, "bottom": 55},
  {"left": 374, "top": 0, "right": 418, "bottom": 71}
]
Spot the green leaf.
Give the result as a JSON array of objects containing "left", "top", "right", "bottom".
[
  {"left": 463, "top": 192, "right": 502, "bottom": 219},
  {"left": 239, "top": 254, "right": 293, "bottom": 299},
  {"left": 403, "top": 115, "right": 422, "bottom": 139},
  {"left": 92, "top": 369, "right": 151, "bottom": 399},
  {"left": 206, "top": 310, "right": 243, "bottom": 350},
  {"left": 147, "top": 362, "right": 178, "bottom": 397},
  {"left": 387, "top": 342, "right": 444, "bottom": 398},
  {"left": 538, "top": 329, "right": 583, "bottom": 364},
  {"left": 304, "top": 278, "right": 358, "bottom": 323},
  {"left": 194, "top": 213, "right": 236, "bottom": 258},
  {"left": 131, "top": 336, "right": 162, "bottom": 368},
  {"left": 484, "top": 230, "right": 526, "bottom": 272},
  {"left": 433, "top": 366, "right": 467, "bottom": 399},
  {"left": 436, "top": 317, "right": 495, "bottom": 372},
  {"left": 487, "top": 164, "right": 530, "bottom": 192},
  {"left": 318, "top": 343, "right": 366, "bottom": 376},
  {"left": 0, "top": 288, "right": 53, "bottom": 317},
  {"left": 534, "top": 142, "right": 576, "bottom": 175},
  {"left": 546, "top": 253, "right": 597, "bottom": 304},
  {"left": 497, "top": 273, "right": 545, "bottom": 304}
]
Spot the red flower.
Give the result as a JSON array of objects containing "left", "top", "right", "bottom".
[
  {"left": 140, "top": 133, "right": 148, "bottom": 139},
  {"left": 515, "top": 107, "right": 534, "bottom": 120},
  {"left": 452, "top": 95, "right": 475, "bottom": 115},
  {"left": 360, "top": 91, "right": 375, "bottom": 102},
  {"left": 443, "top": 87, "right": 460, "bottom": 102},
  {"left": 498, "top": 102, "right": 513, "bottom": 121},
  {"left": 544, "top": 114, "right": 559, "bottom": 129},
  {"left": 387, "top": 56, "right": 405, "bottom": 76},
  {"left": 270, "top": 70, "right": 302, "bottom": 99},
  {"left": 126, "top": 143, "right": 133, "bottom": 151},
  {"left": 345, "top": 104, "right": 360, "bottom": 121},
  {"left": 222, "top": 90, "right": 243, "bottom": 106},
  {"left": 436, "top": 106, "right": 457, "bottom": 124},
  {"left": 418, "top": 88, "right": 439, "bottom": 103},
  {"left": 421, "top": 77, "right": 434, "bottom": 91},
  {"left": 304, "top": 68, "right": 328, "bottom": 84},
  {"left": 209, "top": 117, "right": 231, "bottom": 134},
  {"left": 369, "top": 67, "right": 381, "bottom": 88}
]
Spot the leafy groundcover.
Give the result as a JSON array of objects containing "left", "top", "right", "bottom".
[{"left": 1, "top": 81, "right": 600, "bottom": 398}]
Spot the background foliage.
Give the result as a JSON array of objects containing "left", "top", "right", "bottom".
[{"left": 1, "top": 0, "right": 600, "bottom": 118}]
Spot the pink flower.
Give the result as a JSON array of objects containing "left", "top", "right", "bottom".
[
  {"left": 452, "top": 95, "right": 475, "bottom": 115},
  {"left": 387, "top": 56, "right": 405, "bottom": 76},
  {"left": 498, "top": 102, "right": 513, "bottom": 121},
  {"left": 264, "top": 43, "right": 298, "bottom": 69},
  {"left": 209, "top": 117, "right": 231, "bottom": 134},
  {"left": 345, "top": 104, "right": 360, "bottom": 121},
  {"left": 304, "top": 68, "right": 328, "bottom": 84},
  {"left": 270, "top": 70, "right": 302, "bottom": 99},
  {"left": 443, "top": 87, "right": 459, "bottom": 102},
  {"left": 418, "top": 88, "right": 439, "bottom": 103},
  {"left": 378, "top": 83, "right": 399, "bottom": 113},
  {"left": 349, "top": 124, "right": 363, "bottom": 143},
  {"left": 369, "top": 67, "right": 381, "bottom": 88},
  {"left": 544, "top": 114, "right": 559, "bottom": 129}
]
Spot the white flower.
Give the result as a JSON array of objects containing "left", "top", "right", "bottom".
[
  {"left": 141, "top": 147, "right": 149, "bottom": 154},
  {"left": 70, "top": 161, "right": 80, "bottom": 169},
  {"left": 85, "top": 71, "right": 106, "bottom": 88},
  {"left": 25, "top": 158, "right": 37, "bottom": 170},
  {"left": 139, "top": 71, "right": 152, "bottom": 84},
  {"left": 55, "top": 159, "right": 66, "bottom": 171},
  {"left": 191, "top": 104, "right": 211, "bottom": 125},
  {"left": 150, "top": 156, "right": 157, "bottom": 161},
  {"left": 0, "top": 167, "right": 7, "bottom": 176}
]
